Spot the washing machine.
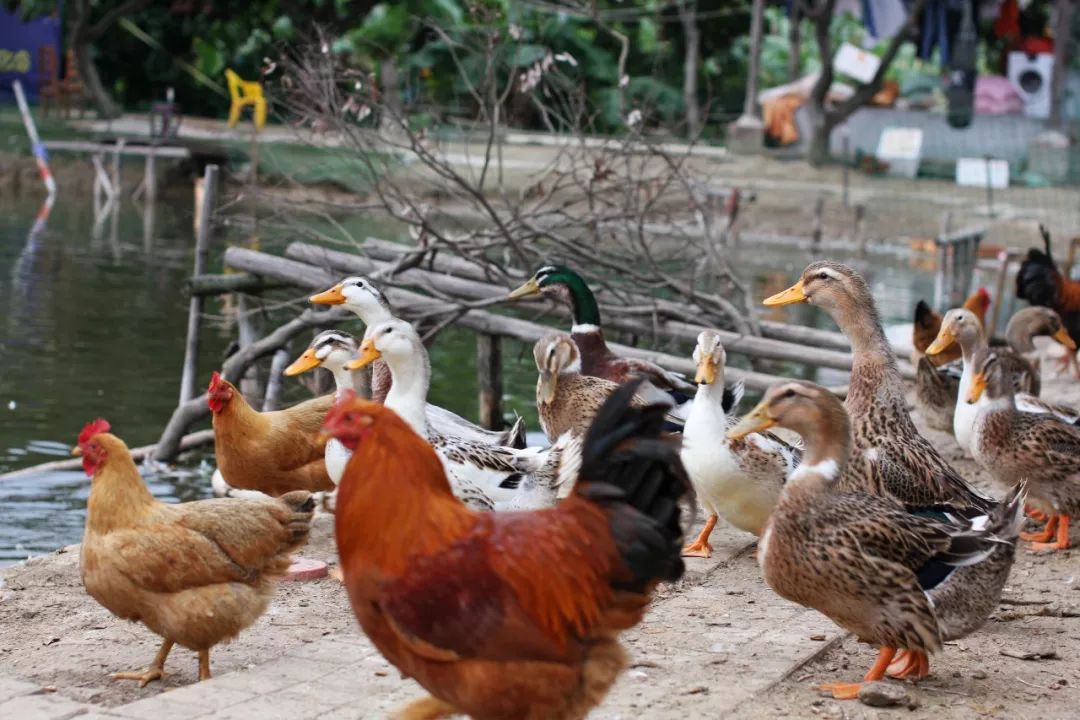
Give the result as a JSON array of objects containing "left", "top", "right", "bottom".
[{"left": 1008, "top": 51, "right": 1054, "bottom": 119}]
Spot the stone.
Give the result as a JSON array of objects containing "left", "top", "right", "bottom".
[
  {"left": 857, "top": 681, "right": 910, "bottom": 708},
  {"left": 283, "top": 557, "right": 328, "bottom": 582}
]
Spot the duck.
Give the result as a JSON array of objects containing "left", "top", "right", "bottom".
[
  {"left": 679, "top": 330, "right": 800, "bottom": 557},
  {"left": 283, "top": 330, "right": 363, "bottom": 487},
  {"left": 508, "top": 265, "right": 737, "bottom": 419},
  {"left": 911, "top": 290, "right": 991, "bottom": 432},
  {"left": 533, "top": 332, "right": 647, "bottom": 441},
  {"left": 310, "top": 276, "right": 526, "bottom": 448},
  {"left": 349, "top": 319, "right": 565, "bottom": 511},
  {"left": 967, "top": 353, "right": 1080, "bottom": 551},
  {"left": 926, "top": 306, "right": 1079, "bottom": 455},
  {"left": 728, "top": 380, "right": 1024, "bottom": 698},
  {"left": 763, "top": 263, "right": 1017, "bottom": 664}
]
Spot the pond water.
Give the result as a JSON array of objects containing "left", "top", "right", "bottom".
[{"left": 0, "top": 188, "right": 940, "bottom": 566}]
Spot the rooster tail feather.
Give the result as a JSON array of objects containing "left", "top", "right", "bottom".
[{"left": 575, "top": 379, "right": 692, "bottom": 592}]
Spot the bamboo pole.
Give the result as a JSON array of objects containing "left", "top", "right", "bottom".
[
  {"left": 178, "top": 164, "right": 219, "bottom": 404},
  {"left": 223, "top": 247, "right": 845, "bottom": 393}
]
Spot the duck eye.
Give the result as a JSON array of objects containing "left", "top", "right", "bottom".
[
  {"left": 817, "top": 271, "right": 828, "bottom": 280},
  {"left": 783, "top": 389, "right": 796, "bottom": 399}
]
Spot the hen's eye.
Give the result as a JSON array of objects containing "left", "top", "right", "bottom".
[{"left": 783, "top": 389, "right": 796, "bottom": 399}]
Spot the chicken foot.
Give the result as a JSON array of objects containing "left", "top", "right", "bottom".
[
  {"left": 199, "top": 649, "right": 212, "bottom": 681},
  {"left": 390, "top": 695, "right": 457, "bottom": 720},
  {"left": 111, "top": 638, "right": 174, "bottom": 687}
]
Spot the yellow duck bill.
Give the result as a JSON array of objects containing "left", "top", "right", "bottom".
[
  {"left": 925, "top": 327, "right": 956, "bottom": 356},
  {"left": 348, "top": 342, "right": 382, "bottom": 370},
  {"left": 507, "top": 277, "right": 541, "bottom": 300},
  {"left": 310, "top": 284, "right": 346, "bottom": 305},
  {"left": 762, "top": 279, "right": 807, "bottom": 307},
  {"left": 1052, "top": 327, "right": 1077, "bottom": 351},
  {"left": 695, "top": 358, "right": 717, "bottom": 385},
  {"left": 965, "top": 372, "right": 986, "bottom": 404},
  {"left": 727, "top": 404, "right": 775, "bottom": 440},
  {"left": 284, "top": 348, "right": 322, "bottom": 377}
]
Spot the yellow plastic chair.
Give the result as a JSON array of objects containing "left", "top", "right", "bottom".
[{"left": 225, "top": 69, "right": 266, "bottom": 130}]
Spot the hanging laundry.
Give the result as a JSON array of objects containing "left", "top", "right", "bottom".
[
  {"left": 945, "top": 0, "right": 977, "bottom": 128},
  {"left": 917, "top": 0, "right": 983, "bottom": 63},
  {"left": 862, "top": 0, "right": 909, "bottom": 41}
]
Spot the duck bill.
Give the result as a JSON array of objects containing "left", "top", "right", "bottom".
[
  {"left": 695, "top": 358, "right": 717, "bottom": 385},
  {"left": 966, "top": 372, "right": 987, "bottom": 404},
  {"left": 348, "top": 341, "right": 381, "bottom": 370},
  {"left": 925, "top": 327, "right": 956, "bottom": 356},
  {"left": 538, "top": 372, "right": 558, "bottom": 404},
  {"left": 1052, "top": 327, "right": 1077, "bottom": 351},
  {"left": 727, "top": 404, "right": 775, "bottom": 440},
  {"left": 762, "top": 280, "right": 807, "bottom": 307},
  {"left": 507, "top": 277, "right": 541, "bottom": 301},
  {"left": 310, "top": 284, "right": 346, "bottom": 305},
  {"left": 284, "top": 348, "right": 321, "bottom": 376}
]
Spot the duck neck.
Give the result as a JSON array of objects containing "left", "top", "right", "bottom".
[
  {"left": 958, "top": 329, "right": 987, "bottom": 365},
  {"left": 562, "top": 275, "right": 602, "bottom": 333},
  {"left": 1005, "top": 321, "right": 1035, "bottom": 354},
  {"left": 689, "top": 377, "right": 729, "bottom": 430},
  {"left": 382, "top": 349, "right": 430, "bottom": 436},
  {"left": 784, "top": 413, "right": 850, "bottom": 496},
  {"left": 355, "top": 302, "right": 395, "bottom": 328},
  {"left": 328, "top": 365, "right": 356, "bottom": 400}
]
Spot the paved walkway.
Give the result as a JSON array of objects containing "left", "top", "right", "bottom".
[{"left": 0, "top": 522, "right": 845, "bottom": 720}]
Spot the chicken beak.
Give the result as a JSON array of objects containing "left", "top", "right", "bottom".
[
  {"left": 348, "top": 341, "right": 381, "bottom": 370},
  {"left": 507, "top": 277, "right": 541, "bottom": 300},
  {"left": 538, "top": 372, "right": 558, "bottom": 405},
  {"left": 1052, "top": 327, "right": 1077, "bottom": 351},
  {"left": 284, "top": 348, "right": 322, "bottom": 376},
  {"left": 925, "top": 327, "right": 956, "bottom": 356},
  {"left": 966, "top": 372, "right": 987, "bottom": 404},
  {"left": 727, "top": 403, "right": 775, "bottom": 440},
  {"left": 695, "top": 357, "right": 717, "bottom": 385},
  {"left": 310, "top": 283, "right": 346, "bottom": 305},
  {"left": 762, "top": 279, "right": 807, "bottom": 307},
  {"left": 71, "top": 446, "right": 82, "bottom": 457}
]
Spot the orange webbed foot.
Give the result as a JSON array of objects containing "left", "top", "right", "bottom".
[
  {"left": 818, "top": 646, "right": 897, "bottom": 700},
  {"left": 818, "top": 682, "right": 864, "bottom": 700},
  {"left": 1021, "top": 514, "right": 1058, "bottom": 543},
  {"left": 1029, "top": 515, "right": 1070, "bottom": 551},
  {"left": 682, "top": 514, "right": 718, "bottom": 558},
  {"left": 887, "top": 650, "right": 929, "bottom": 680},
  {"left": 1025, "top": 505, "right": 1049, "bottom": 523}
]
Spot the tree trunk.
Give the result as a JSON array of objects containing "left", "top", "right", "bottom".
[
  {"left": 379, "top": 56, "right": 402, "bottom": 130},
  {"left": 68, "top": 0, "right": 133, "bottom": 119},
  {"left": 788, "top": 3, "right": 802, "bottom": 82},
  {"left": 679, "top": 0, "right": 701, "bottom": 137},
  {"left": 1049, "top": 0, "right": 1075, "bottom": 129},
  {"left": 742, "top": 0, "right": 766, "bottom": 119},
  {"left": 806, "top": 110, "right": 834, "bottom": 167}
]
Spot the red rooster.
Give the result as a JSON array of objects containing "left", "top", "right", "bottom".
[
  {"left": 1016, "top": 225, "right": 1080, "bottom": 376},
  {"left": 323, "top": 379, "right": 691, "bottom": 719}
]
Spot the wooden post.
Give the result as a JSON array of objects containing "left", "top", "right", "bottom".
[
  {"left": 853, "top": 204, "right": 866, "bottom": 254},
  {"left": 262, "top": 349, "right": 289, "bottom": 411},
  {"left": 236, "top": 294, "right": 262, "bottom": 400},
  {"left": 1048, "top": 0, "right": 1074, "bottom": 129},
  {"left": 476, "top": 333, "right": 503, "bottom": 430},
  {"left": 811, "top": 196, "right": 824, "bottom": 252},
  {"left": 144, "top": 146, "right": 157, "bottom": 204},
  {"left": 179, "top": 164, "right": 219, "bottom": 404},
  {"left": 111, "top": 139, "right": 124, "bottom": 197},
  {"left": 987, "top": 250, "right": 1012, "bottom": 340}
]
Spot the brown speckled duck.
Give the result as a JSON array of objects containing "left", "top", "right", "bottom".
[
  {"left": 968, "top": 354, "right": 1080, "bottom": 551},
  {"left": 729, "top": 381, "right": 1024, "bottom": 698},
  {"left": 763, "top": 263, "right": 1018, "bottom": 674},
  {"left": 926, "top": 307, "right": 1079, "bottom": 456},
  {"left": 533, "top": 332, "right": 644, "bottom": 441}
]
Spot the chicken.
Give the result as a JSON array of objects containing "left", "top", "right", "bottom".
[
  {"left": 912, "top": 287, "right": 991, "bottom": 365},
  {"left": 208, "top": 371, "right": 335, "bottom": 496},
  {"left": 75, "top": 418, "right": 315, "bottom": 686},
  {"left": 1016, "top": 225, "right": 1080, "bottom": 377},
  {"left": 324, "top": 379, "right": 692, "bottom": 720}
]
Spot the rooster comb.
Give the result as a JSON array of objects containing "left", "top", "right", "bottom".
[
  {"left": 208, "top": 371, "right": 225, "bottom": 392},
  {"left": 78, "top": 418, "right": 111, "bottom": 446}
]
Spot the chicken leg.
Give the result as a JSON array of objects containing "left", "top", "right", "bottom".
[
  {"left": 198, "top": 649, "right": 212, "bottom": 681},
  {"left": 111, "top": 638, "right": 173, "bottom": 687},
  {"left": 390, "top": 695, "right": 457, "bottom": 720},
  {"left": 681, "top": 514, "right": 717, "bottom": 558},
  {"left": 818, "top": 646, "right": 896, "bottom": 700}
]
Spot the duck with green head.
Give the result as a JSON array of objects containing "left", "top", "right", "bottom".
[{"left": 509, "top": 265, "right": 735, "bottom": 415}]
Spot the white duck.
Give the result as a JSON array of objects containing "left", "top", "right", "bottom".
[
  {"left": 680, "top": 330, "right": 801, "bottom": 557},
  {"left": 283, "top": 329, "right": 361, "bottom": 486},
  {"left": 350, "top": 318, "right": 565, "bottom": 511},
  {"left": 310, "top": 275, "right": 526, "bottom": 448}
]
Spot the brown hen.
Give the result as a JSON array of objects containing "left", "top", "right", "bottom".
[
  {"left": 76, "top": 419, "right": 314, "bottom": 686},
  {"left": 208, "top": 371, "right": 335, "bottom": 495},
  {"left": 912, "top": 287, "right": 991, "bottom": 365}
]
